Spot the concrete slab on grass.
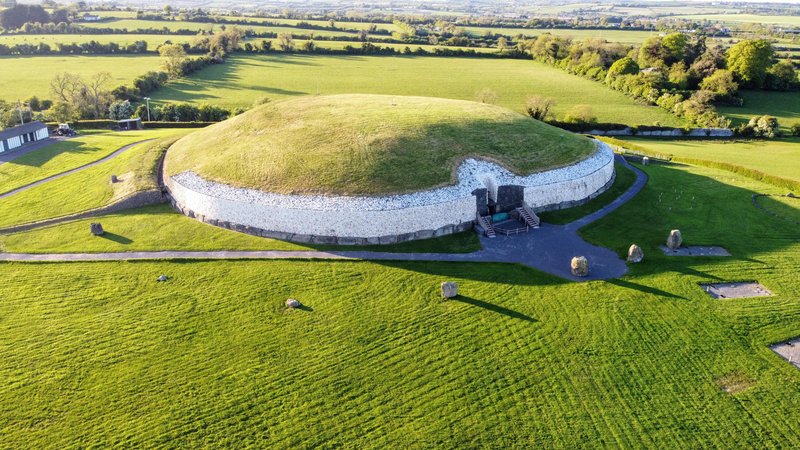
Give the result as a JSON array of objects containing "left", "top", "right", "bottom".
[
  {"left": 699, "top": 282, "right": 772, "bottom": 299},
  {"left": 660, "top": 245, "right": 731, "bottom": 257},
  {"left": 771, "top": 339, "right": 800, "bottom": 369}
]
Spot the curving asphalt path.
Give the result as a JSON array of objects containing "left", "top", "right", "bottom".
[
  {"left": 0, "top": 139, "right": 155, "bottom": 199},
  {"left": 0, "top": 155, "right": 647, "bottom": 282}
]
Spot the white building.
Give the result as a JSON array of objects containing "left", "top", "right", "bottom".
[{"left": 0, "top": 121, "right": 49, "bottom": 153}]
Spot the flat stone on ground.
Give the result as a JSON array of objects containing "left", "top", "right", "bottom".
[
  {"left": 771, "top": 339, "right": 800, "bottom": 369},
  {"left": 700, "top": 281, "right": 772, "bottom": 299},
  {"left": 660, "top": 245, "right": 731, "bottom": 257}
]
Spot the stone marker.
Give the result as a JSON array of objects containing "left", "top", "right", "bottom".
[
  {"left": 286, "top": 298, "right": 301, "bottom": 309},
  {"left": 666, "top": 229, "right": 682, "bottom": 250},
  {"left": 627, "top": 244, "right": 644, "bottom": 263},
  {"left": 157, "top": 275, "right": 168, "bottom": 282},
  {"left": 571, "top": 256, "right": 589, "bottom": 277},
  {"left": 90, "top": 222, "right": 105, "bottom": 236},
  {"left": 441, "top": 282, "right": 458, "bottom": 299},
  {"left": 642, "top": 156, "right": 650, "bottom": 166},
  {"left": 110, "top": 175, "right": 119, "bottom": 183}
]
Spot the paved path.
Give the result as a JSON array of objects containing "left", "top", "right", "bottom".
[
  {"left": 0, "top": 139, "right": 154, "bottom": 199},
  {"left": 0, "top": 155, "right": 647, "bottom": 281}
]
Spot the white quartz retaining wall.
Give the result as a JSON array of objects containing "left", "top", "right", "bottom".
[{"left": 165, "top": 140, "right": 615, "bottom": 244}]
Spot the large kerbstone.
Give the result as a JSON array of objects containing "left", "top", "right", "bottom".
[
  {"left": 627, "top": 244, "right": 644, "bottom": 263},
  {"left": 666, "top": 229, "right": 682, "bottom": 250},
  {"left": 441, "top": 282, "right": 458, "bottom": 298},
  {"left": 90, "top": 222, "right": 105, "bottom": 236},
  {"left": 571, "top": 256, "right": 589, "bottom": 277}
]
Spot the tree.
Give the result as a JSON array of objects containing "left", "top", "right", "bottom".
[
  {"left": 392, "top": 21, "right": 416, "bottom": 41},
  {"left": 159, "top": 44, "right": 188, "bottom": 78},
  {"left": 475, "top": 88, "right": 498, "bottom": 105},
  {"left": 302, "top": 40, "right": 316, "bottom": 52},
  {"left": 661, "top": 33, "right": 689, "bottom": 64},
  {"left": 605, "top": 56, "right": 639, "bottom": 82},
  {"left": 563, "top": 105, "right": 596, "bottom": 124},
  {"left": 637, "top": 36, "right": 667, "bottom": 68},
  {"left": 49, "top": 72, "right": 112, "bottom": 119},
  {"left": 699, "top": 69, "right": 738, "bottom": 96},
  {"left": 0, "top": 4, "right": 50, "bottom": 30},
  {"left": 726, "top": 39, "right": 774, "bottom": 88},
  {"left": 747, "top": 115, "right": 780, "bottom": 138},
  {"left": 277, "top": 33, "right": 294, "bottom": 51},
  {"left": 765, "top": 60, "right": 798, "bottom": 91},
  {"left": 525, "top": 95, "right": 555, "bottom": 121},
  {"left": 497, "top": 37, "right": 508, "bottom": 52},
  {"left": 108, "top": 100, "right": 134, "bottom": 120},
  {"left": 668, "top": 62, "right": 689, "bottom": 90}
]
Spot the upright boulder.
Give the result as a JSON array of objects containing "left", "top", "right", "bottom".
[
  {"left": 666, "top": 229, "right": 682, "bottom": 250},
  {"left": 627, "top": 244, "right": 644, "bottom": 263},
  {"left": 441, "top": 282, "right": 458, "bottom": 299},
  {"left": 286, "top": 298, "right": 301, "bottom": 309},
  {"left": 90, "top": 222, "right": 105, "bottom": 236},
  {"left": 642, "top": 156, "right": 650, "bottom": 166},
  {"left": 571, "top": 256, "right": 589, "bottom": 277}
]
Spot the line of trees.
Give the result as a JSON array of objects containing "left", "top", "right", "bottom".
[{"left": 520, "top": 33, "right": 798, "bottom": 128}]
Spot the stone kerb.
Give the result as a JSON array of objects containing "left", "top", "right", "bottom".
[{"left": 165, "top": 140, "right": 616, "bottom": 244}]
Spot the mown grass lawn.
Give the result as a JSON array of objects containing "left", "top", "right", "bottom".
[
  {"left": 0, "top": 141, "right": 798, "bottom": 447},
  {"left": 149, "top": 54, "right": 686, "bottom": 127},
  {"left": 0, "top": 134, "right": 188, "bottom": 228},
  {"left": 0, "top": 55, "right": 161, "bottom": 101},
  {"left": 0, "top": 204, "right": 482, "bottom": 254},
  {"left": 612, "top": 137, "right": 800, "bottom": 184},
  {"left": 0, "top": 129, "right": 182, "bottom": 195}
]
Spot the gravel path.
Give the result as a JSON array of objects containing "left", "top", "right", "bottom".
[
  {"left": 0, "top": 155, "right": 646, "bottom": 282},
  {"left": 0, "top": 139, "right": 154, "bottom": 199}
]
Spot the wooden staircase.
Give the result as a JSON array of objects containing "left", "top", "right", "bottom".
[
  {"left": 476, "top": 214, "right": 496, "bottom": 238},
  {"left": 516, "top": 203, "right": 541, "bottom": 228}
]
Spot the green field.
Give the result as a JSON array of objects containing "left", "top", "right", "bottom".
[
  {"left": 150, "top": 54, "right": 686, "bottom": 127},
  {"left": 0, "top": 134, "right": 187, "bottom": 228},
  {"left": 0, "top": 33, "right": 198, "bottom": 49},
  {"left": 615, "top": 138, "right": 800, "bottom": 184},
  {"left": 0, "top": 129, "right": 179, "bottom": 195},
  {"left": 166, "top": 94, "right": 594, "bottom": 195},
  {"left": 718, "top": 90, "right": 800, "bottom": 132},
  {"left": 0, "top": 55, "right": 161, "bottom": 102},
  {"left": 462, "top": 26, "right": 659, "bottom": 43},
  {"left": 672, "top": 14, "right": 800, "bottom": 26},
  {"left": 1, "top": 160, "right": 798, "bottom": 447}
]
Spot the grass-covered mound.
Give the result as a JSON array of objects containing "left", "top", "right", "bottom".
[{"left": 165, "top": 94, "right": 595, "bottom": 195}]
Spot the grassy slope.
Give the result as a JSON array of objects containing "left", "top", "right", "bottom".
[
  {"left": 0, "top": 55, "right": 161, "bottom": 101},
  {"left": 1, "top": 163, "right": 798, "bottom": 447},
  {"left": 718, "top": 90, "right": 800, "bottom": 132},
  {"left": 0, "top": 132, "right": 189, "bottom": 228},
  {"left": 149, "top": 54, "right": 686, "bottom": 127},
  {"left": 615, "top": 137, "right": 800, "bottom": 184},
  {"left": 0, "top": 204, "right": 481, "bottom": 254},
  {"left": 0, "top": 129, "right": 179, "bottom": 195},
  {"left": 166, "top": 94, "right": 595, "bottom": 195}
]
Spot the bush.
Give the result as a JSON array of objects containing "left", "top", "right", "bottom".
[
  {"left": 525, "top": 95, "right": 555, "bottom": 121},
  {"left": 791, "top": 123, "right": 800, "bottom": 137},
  {"left": 562, "top": 105, "right": 597, "bottom": 124},
  {"left": 744, "top": 115, "right": 781, "bottom": 138}
]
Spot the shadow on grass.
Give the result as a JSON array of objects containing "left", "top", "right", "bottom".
[
  {"left": 606, "top": 278, "right": 686, "bottom": 300},
  {"left": 100, "top": 232, "right": 133, "bottom": 245},
  {"left": 452, "top": 295, "right": 537, "bottom": 322}
]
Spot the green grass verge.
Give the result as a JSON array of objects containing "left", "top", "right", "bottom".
[
  {"left": 0, "top": 204, "right": 482, "bottom": 254},
  {"left": 166, "top": 94, "right": 594, "bottom": 195},
  {"left": 0, "top": 129, "right": 181, "bottom": 195},
  {"left": 149, "top": 54, "right": 686, "bottom": 127},
  {"left": 0, "top": 55, "right": 162, "bottom": 101},
  {"left": 600, "top": 137, "right": 800, "bottom": 192},
  {"left": 0, "top": 132, "right": 189, "bottom": 228},
  {"left": 538, "top": 162, "right": 636, "bottom": 224}
]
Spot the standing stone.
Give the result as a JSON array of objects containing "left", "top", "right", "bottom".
[
  {"left": 441, "top": 282, "right": 458, "bottom": 299},
  {"left": 90, "top": 222, "right": 105, "bottom": 236},
  {"left": 571, "top": 256, "right": 589, "bottom": 277},
  {"left": 666, "top": 229, "right": 682, "bottom": 250},
  {"left": 627, "top": 244, "right": 644, "bottom": 263},
  {"left": 286, "top": 298, "right": 301, "bottom": 309},
  {"left": 642, "top": 156, "right": 650, "bottom": 166},
  {"left": 110, "top": 174, "right": 119, "bottom": 183}
]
